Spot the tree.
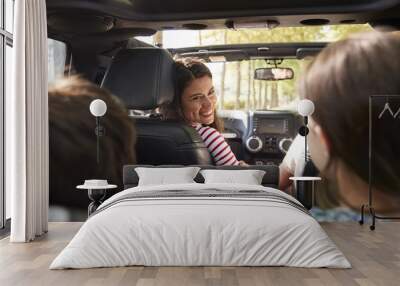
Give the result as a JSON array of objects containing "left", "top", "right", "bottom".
[
  {"left": 235, "top": 61, "right": 241, "bottom": 109},
  {"left": 251, "top": 61, "right": 257, "bottom": 109},
  {"left": 219, "top": 31, "right": 228, "bottom": 109},
  {"left": 270, "top": 82, "right": 278, "bottom": 108},
  {"left": 263, "top": 82, "right": 269, "bottom": 109},
  {"left": 198, "top": 31, "right": 202, "bottom": 46},
  {"left": 246, "top": 61, "right": 251, "bottom": 109},
  {"left": 257, "top": 80, "right": 262, "bottom": 109}
]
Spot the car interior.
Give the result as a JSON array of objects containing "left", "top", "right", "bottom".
[
  {"left": 169, "top": 42, "right": 327, "bottom": 166},
  {"left": 2, "top": 0, "right": 400, "bottom": 283},
  {"left": 45, "top": 0, "right": 400, "bottom": 218}
]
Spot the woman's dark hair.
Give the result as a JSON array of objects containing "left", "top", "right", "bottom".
[
  {"left": 160, "top": 58, "right": 223, "bottom": 132},
  {"left": 300, "top": 31, "right": 400, "bottom": 195},
  {"left": 49, "top": 76, "right": 136, "bottom": 208}
]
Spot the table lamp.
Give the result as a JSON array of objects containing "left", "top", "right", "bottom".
[
  {"left": 297, "top": 99, "right": 315, "bottom": 162},
  {"left": 89, "top": 99, "right": 107, "bottom": 164}
]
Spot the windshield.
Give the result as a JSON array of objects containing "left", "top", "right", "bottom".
[
  {"left": 136, "top": 24, "right": 372, "bottom": 111},
  {"left": 206, "top": 58, "right": 309, "bottom": 111}
]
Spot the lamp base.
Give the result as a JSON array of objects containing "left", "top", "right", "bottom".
[
  {"left": 295, "top": 180, "right": 314, "bottom": 210},
  {"left": 88, "top": 189, "right": 107, "bottom": 216}
]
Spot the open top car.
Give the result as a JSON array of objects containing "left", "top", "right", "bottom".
[
  {"left": 45, "top": 0, "right": 400, "bottom": 217},
  {"left": 1, "top": 0, "right": 400, "bottom": 283},
  {"left": 46, "top": 0, "right": 400, "bottom": 83}
]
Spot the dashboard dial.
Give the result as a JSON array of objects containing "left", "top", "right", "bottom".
[
  {"left": 246, "top": 136, "right": 263, "bottom": 153},
  {"left": 278, "top": 137, "right": 293, "bottom": 154}
]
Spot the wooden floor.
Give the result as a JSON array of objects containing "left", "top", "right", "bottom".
[{"left": 0, "top": 222, "right": 399, "bottom": 286}]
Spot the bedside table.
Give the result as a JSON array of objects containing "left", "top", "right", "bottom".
[
  {"left": 289, "top": 176, "right": 321, "bottom": 210},
  {"left": 77, "top": 182, "right": 117, "bottom": 216}
]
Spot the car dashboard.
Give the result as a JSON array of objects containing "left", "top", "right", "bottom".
[{"left": 219, "top": 110, "right": 301, "bottom": 166}]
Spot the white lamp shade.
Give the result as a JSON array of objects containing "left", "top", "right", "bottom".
[
  {"left": 89, "top": 99, "right": 107, "bottom": 117},
  {"left": 297, "top": 99, "right": 315, "bottom": 116}
]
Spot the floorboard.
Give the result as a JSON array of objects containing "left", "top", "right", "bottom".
[{"left": 0, "top": 222, "right": 399, "bottom": 286}]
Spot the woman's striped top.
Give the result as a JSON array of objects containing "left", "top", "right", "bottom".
[{"left": 194, "top": 124, "right": 240, "bottom": 166}]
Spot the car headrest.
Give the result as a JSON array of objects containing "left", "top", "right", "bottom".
[{"left": 101, "top": 48, "right": 175, "bottom": 110}]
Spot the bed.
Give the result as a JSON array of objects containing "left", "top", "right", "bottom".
[{"left": 50, "top": 165, "right": 350, "bottom": 269}]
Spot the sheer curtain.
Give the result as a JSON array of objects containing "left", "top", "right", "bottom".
[{"left": 7, "top": 0, "right": 49, "bottom": 242}]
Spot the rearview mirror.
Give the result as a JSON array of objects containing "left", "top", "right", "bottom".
[{"left": 254, "top": 68, "right": 294, "bottom": 81}]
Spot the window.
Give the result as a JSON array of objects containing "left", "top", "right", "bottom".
[
  {"left": 205, "top": 58, "right": 312, "bottom": 111},
  {"left": 5, "top": 0, "right": 13, "bottom": 33},
  {"left": 4, "top": 43, "right": 11, "bottom": 221},
  {"left": 48, "top": 38, "right": 67, "bottom": 84},
  {"left": 1, "top": 0, "right": 14, "bottom": 230},
  {"left": 0, "top": 37, "right": 3, "bottom": 231}
]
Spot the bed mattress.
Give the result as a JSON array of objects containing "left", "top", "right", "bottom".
[{"left": 50, "top": 183, "right": 350, "bottom": 269}]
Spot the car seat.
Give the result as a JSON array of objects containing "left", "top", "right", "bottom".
[{"left": 101, "top": 48, "right": 214, "bottom": 165}]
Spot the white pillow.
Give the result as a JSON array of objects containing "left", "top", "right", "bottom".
[
  {"left": 200, "top": 169, "right": 266, "bottom": 185},
  {"left": 135, "top": 167, "right": 200, "bottom": 186}
]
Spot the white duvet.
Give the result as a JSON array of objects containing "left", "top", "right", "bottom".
[{"left": 50, "top": 183, "right": 351, "bottom": 269}]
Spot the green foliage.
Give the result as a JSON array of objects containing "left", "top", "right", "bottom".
[
  {"left": 201, "top": 24, "right": 372, "bottom": 45},
  {"left": 223, "top": 99, "right": 246, "bottom": 110},
  {"left": 200, "top": 24, "right": 372, "bottom": 111}
]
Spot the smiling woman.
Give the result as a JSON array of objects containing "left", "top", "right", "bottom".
[
  {"left": 160, "top": 58, "right": 222, "bottom": 130},
  {"left": 181, "top": 75, "right": 217, "bottom": 126},
  {"left": 160, "top": 59, "right": 246, "bottom": 166}
]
